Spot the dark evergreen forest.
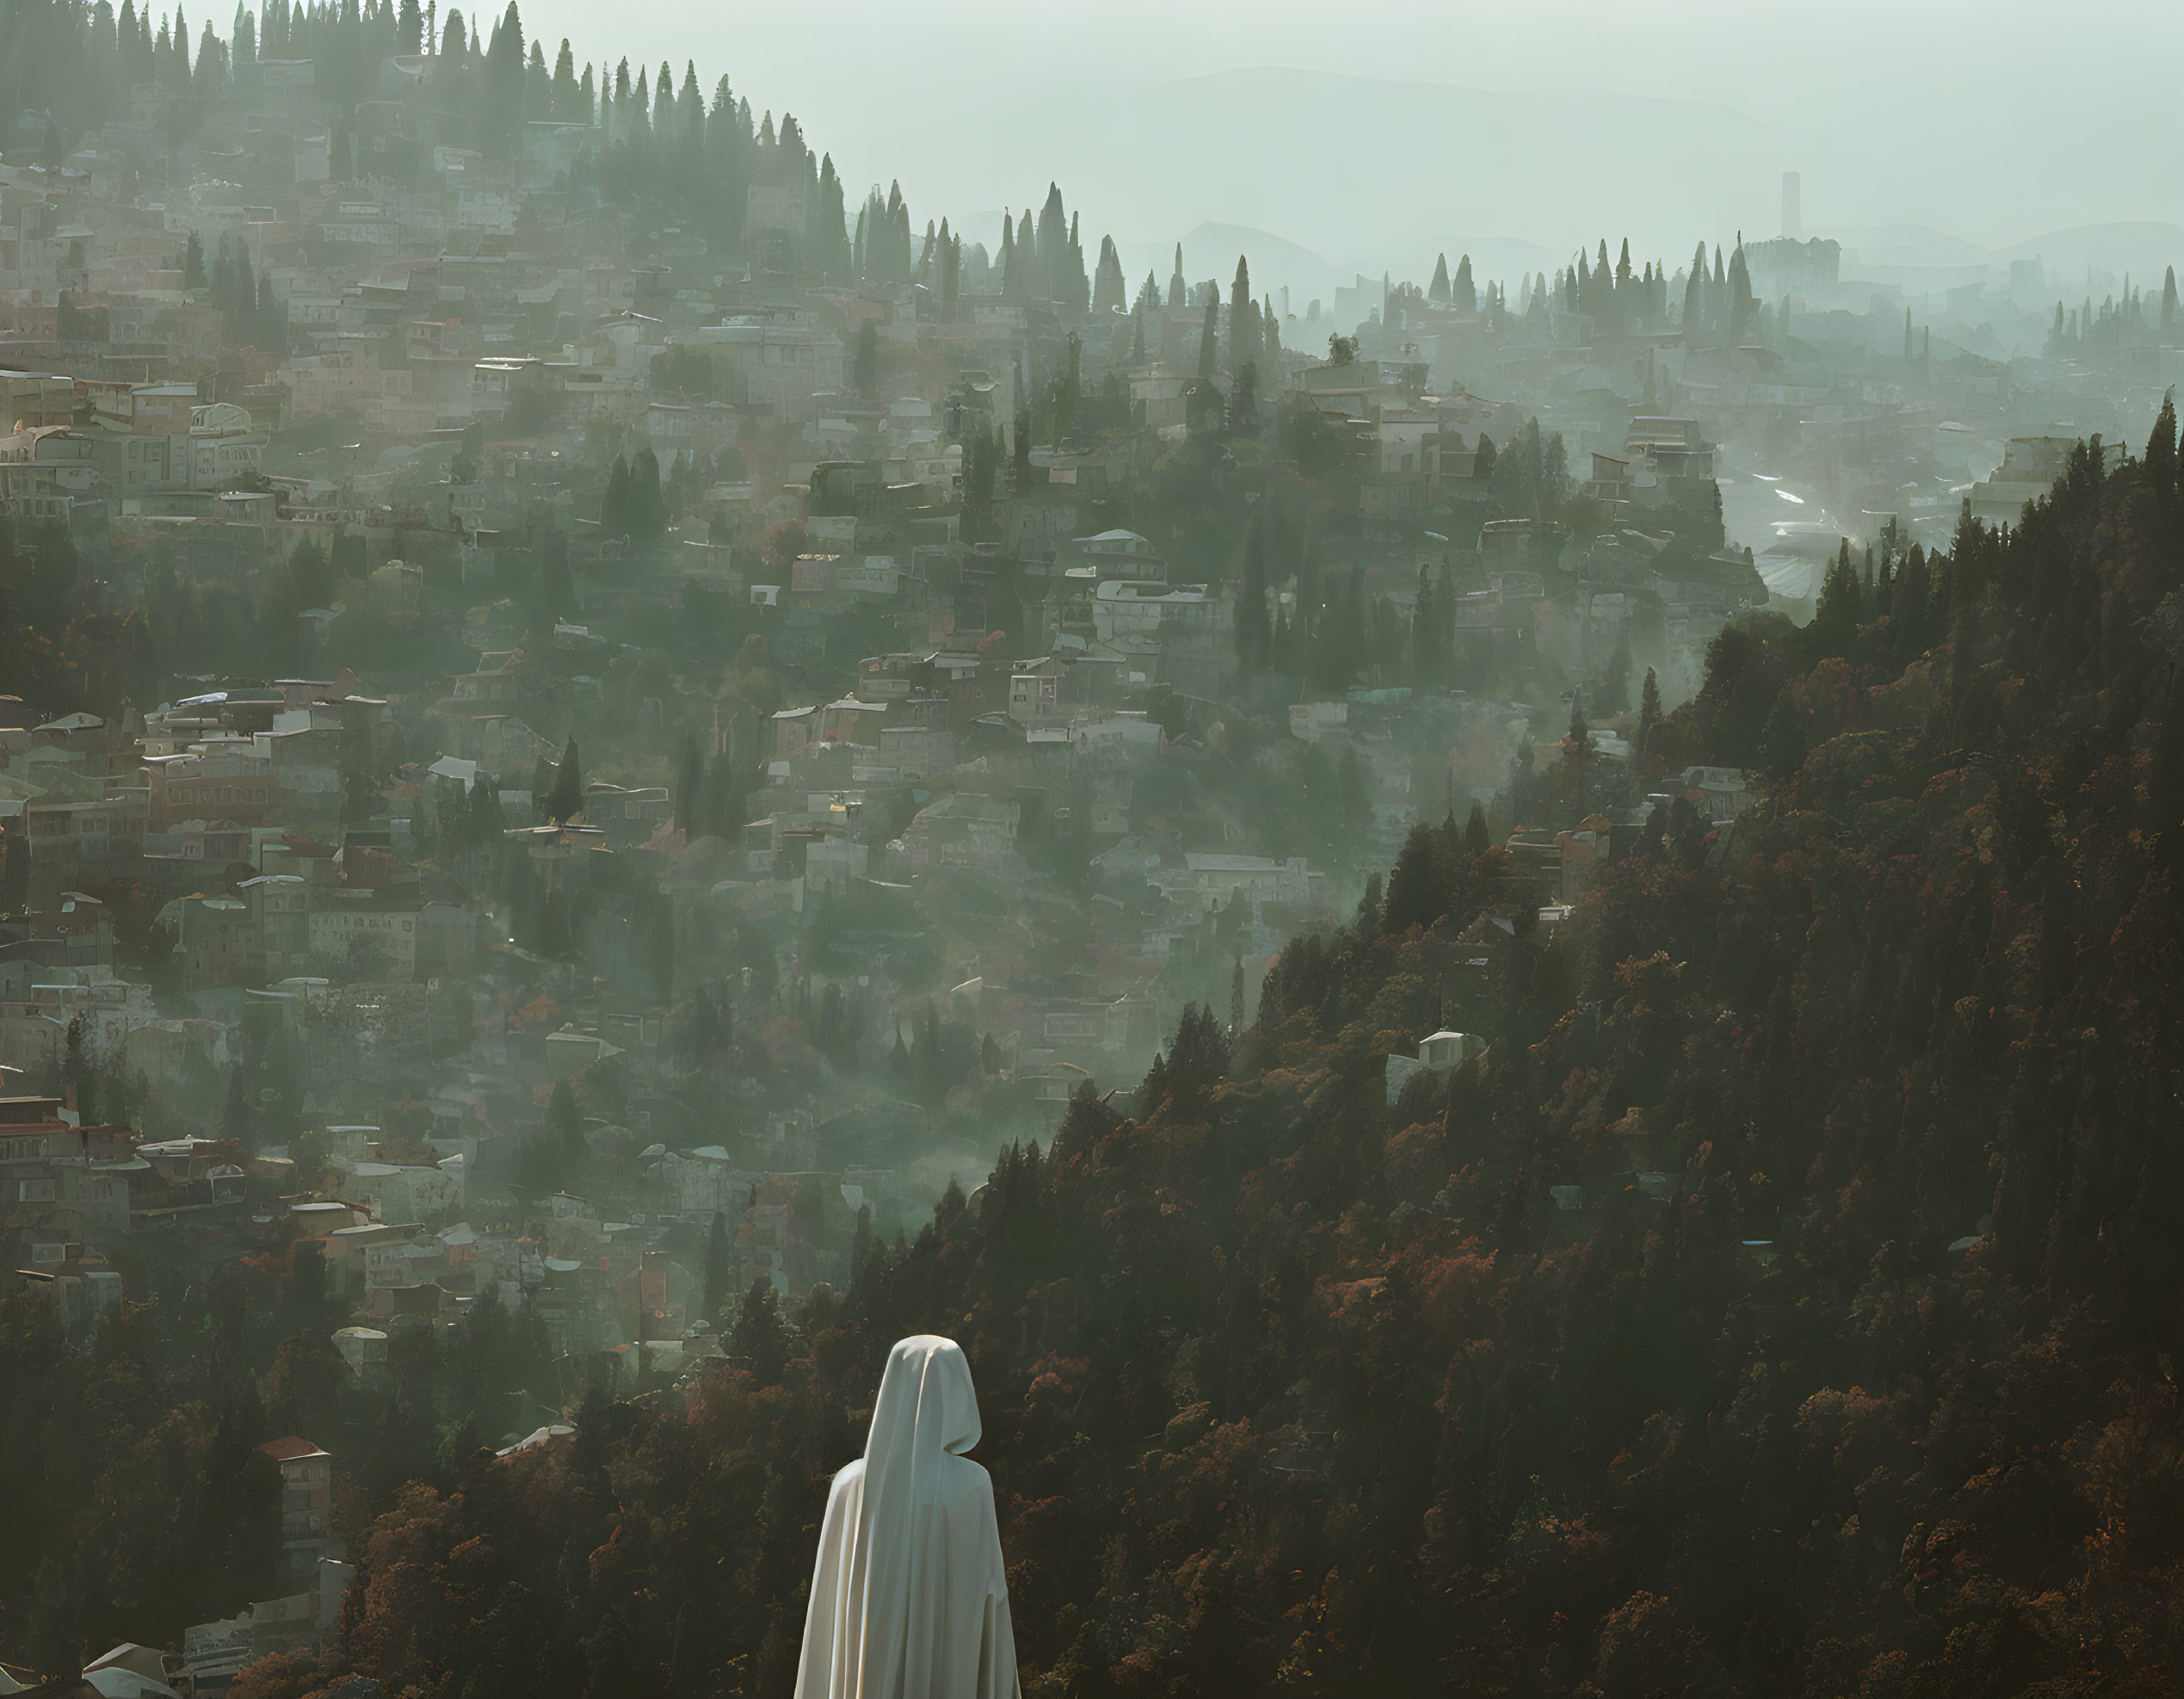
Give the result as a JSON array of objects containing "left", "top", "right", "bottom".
[{"left": 10, "top": 403, "right": 2184, "bottom": 1697}]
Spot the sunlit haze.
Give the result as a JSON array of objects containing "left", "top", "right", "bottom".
[
  {"left": 3, "top": 1, "right": 2183, "bottom": 1694},
  {"left": 523, "top": 0, "right": 2184, "bottom": 295}
]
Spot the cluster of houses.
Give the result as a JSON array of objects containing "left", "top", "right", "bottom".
[{"left": 8, "top": 18, "right": 2175, "bottom": 1698}]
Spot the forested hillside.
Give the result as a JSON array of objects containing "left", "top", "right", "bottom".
[{"left": 27, "top": 403, "right": 2184, "bottom": 1698}]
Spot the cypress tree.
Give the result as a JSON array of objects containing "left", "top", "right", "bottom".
[
  {"left": 631, "top": 445, "right": 665, "bottom": 538},
  {"left": 256, "top": 271, "right": 282, "bottom": 352},
  {"left": 1812, "top": 536, "right": 1865, "bottom": 657},
  {"left": 602, "top": 454, "right": 631, "bottom": 535},
  {"left": 816, "top": 156, "right": 848, "bottom": 278},
  {"left": 544, "top": 738, "right": 584, "bottom": 824},
  {"left": 1065, "top": 209, "right": 1089, "bottom": 309},
  {"left": 1725, "top": 239, "right": 1757, "bottom": 343},
  {"left": 1228, "top": 254, "right": 1254, "bottom": 373},
  {"left": 1092, "top": 234, "right": 1126, "bottom": 314},
  {"left": 549, "top": 1073, "right": 583, "bottom": 1142},
  {"left": 1412, "top": 563, "right": 1439, "bottom": 683},
  {"left": 537, "top": 36, "right": 570, "bottom": 117},
  {"left": 1465, "top": 800, "right": 1490, "bottom": 858},
  {"left": 1034, "top": 183, "right": 1068, "bottom": 301},
  {"left": 651, "top": 58, "right": 674, "bottom": 148},
  {"left": 1636, "top": 666, "right": 1663, "bottom": 771}
]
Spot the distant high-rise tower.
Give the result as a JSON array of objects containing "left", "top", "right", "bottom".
[{"left": 1781, "top": 171, "right": 1803, "bottom": 241}]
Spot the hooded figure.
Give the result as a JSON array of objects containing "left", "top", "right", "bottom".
[{"left": 793, "top": 1335, "right": 1020, "bottom": 1699}]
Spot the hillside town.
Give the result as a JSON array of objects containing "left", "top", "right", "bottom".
[{"left": 3, "top": 6, "right": 2182, "bottom": 1695}]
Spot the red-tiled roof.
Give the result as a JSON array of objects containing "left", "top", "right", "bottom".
[{"left": 257, "top": 1435, "right": 330, "bottom": 1461}]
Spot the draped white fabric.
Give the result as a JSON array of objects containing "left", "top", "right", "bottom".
[{"left": 793, "top": 1335, "right": 1021, "bottom": 1699}]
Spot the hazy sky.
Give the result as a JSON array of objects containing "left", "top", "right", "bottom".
[{"left": 520, "top": 0, "right": 2182, "bottom": 295}]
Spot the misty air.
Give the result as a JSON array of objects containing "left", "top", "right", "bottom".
[{"left": 0, "top": 1, "right": 2180, "bottom": 1695}]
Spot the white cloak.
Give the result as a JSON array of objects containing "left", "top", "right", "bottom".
[{"left": 793, "top": 1335, "right": 1021, "bottom": 1699}]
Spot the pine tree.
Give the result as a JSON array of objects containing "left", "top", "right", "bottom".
[
  {"left": 1812, "top": 536, "right": 1865, "bottom": 657},
  {"left": 1429, "top": 253, "right": 1450, "bottom": 303},
  {"left": 2140, "top": 390, "right": 2179, "bottom": 548},
  {"left": 1760, "top": 689, "right": 1805, "bottom": 783},
  {"left": 1384, "top": 823, "right": 1447, "bottom": 933},
  {"left": 731, "top": 1279, "right": 788, "bottom": 1382},
  {"left": 1453, "top": 253, "right": 1476, "bottom": 314}
]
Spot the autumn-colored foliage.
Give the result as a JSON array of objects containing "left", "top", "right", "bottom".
[
  {"left": 13, "top": 411, "right": 2184, "bottom": 1696},
  {"left": 317, "top": 411, "right": 2184, "bottom": 1697}
]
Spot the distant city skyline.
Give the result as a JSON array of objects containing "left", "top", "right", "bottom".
[{"left": 520, "top": 0, "right": 2181, "bottom": 293}]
